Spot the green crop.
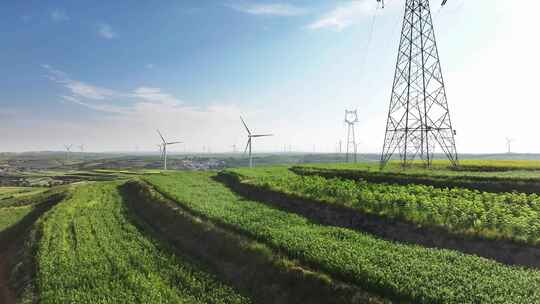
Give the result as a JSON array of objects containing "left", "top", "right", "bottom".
[
  {"left": 0, "top": 186, "right": 47, "bottom": 202},
  {"left": 292, "top": 162, "right": 540, "bottom": 194},
  {"left": 299, "top": 160, "right": 540, "bottom": 174},
  {"left": 34, "top": 182, "right": 250, "bottom": 304},
  {"left": 145, "top": 172, "right": 540, "bottom": 304},
  {"left": 0, "top": 205, "right": 33, "bottom": 232},
  {"left": 229, "top": 167, "right": 540, "bottom": 244}
]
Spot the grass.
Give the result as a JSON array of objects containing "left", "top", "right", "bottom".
[
  {"left": 123, "top": 180, "right": 385, "bottom": 304},
  {"left": 430, "top": 159, "right": 540, "bottom": 171},
  {"left": 0, "top": 187, "right": 47, "bottom": 201},
  {"left": 33, "top": 181, "right": 250, "bottom": 304},
  {"left": 0, "top": 206, "right": 34, "bottom": 232},
  {"left": 145, "top": 171, "right": 540, "bottom": 304},
  {"left": 0, "top": 186, "right": 68, "bottom": 209},
  {"left": 293, "top": 161, "right": 540, "bottom": 193},
  {"left": 228, "top": 167, "right": 540, "bottom": 244},
  {"left": 297, "top": 161, "right": 540, "bottom": 178}
]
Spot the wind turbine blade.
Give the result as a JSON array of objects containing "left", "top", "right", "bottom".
[
  {"left": 167, "top": 141, "right": 182, "bottom": 145},
  {"left": 240, "top": 116, "right": 251, "bottom": 135},
  {"left": 251, "top": 134, "right": 273, "bottom": 138},
  {"left": 243, "top": 139, "right": 250, "bottom": 155},
  {"left": 156, "top": 129, "right": 166, "bottom": 143}
]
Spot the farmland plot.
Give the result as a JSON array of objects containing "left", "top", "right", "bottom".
[
  {"left": 145, "top": 172, "right": 540, "bottom": 304},
  {"left": 228, "top": 167, "right": 540, "bottom": 245},
  {"left": 293, "top": 161, "right": 540, "bottom": 193},
  {"left": 32, "top": 182, "right": 250, "bottom": 304}
]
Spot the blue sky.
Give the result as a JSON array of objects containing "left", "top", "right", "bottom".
[{"left": 1, "top": 0, "right": 538, "bottom": 153}]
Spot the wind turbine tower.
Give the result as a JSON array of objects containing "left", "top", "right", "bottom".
[
  {"left": 506, "top": 138, "right": 515, "bottom": 154},
  {"left": 344, "top": 110, "right": 359, "bottom": 163},
  {"left": 64, "top": 144, "right": 73, "bottom": 163},
  {"left": 379, "top": 0, "right": 458, "bottom": 168},
  {"left": 157, "top": 144, "right": 164, "bottom": 160},
  {"left": 240, "top": 116, "right": 273, "bottom": 168},
  {"left": 157, "top": 130, "right": 182, "bottom": 170}
]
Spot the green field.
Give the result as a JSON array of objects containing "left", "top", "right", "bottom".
[
  {"left": 227, "top": 166, "right": 540, "bottom": 244},
  {"left": 31, "top": 182, "right": 249, "bottom": 304},
  {"left": 296, "top": 160, "right": 540, "bottom": 178},
  {"left": 0, "top": 187, "right": 46, "bottom": 200},
  {"left": 0, "top": 206, "right": 33, "bottom": 233},
  {"left": 144, "top": 171, "right": 540, "bottom": 304},
  {"left": 294, "top": 161, "right": 540, "bottom": 193},
  {"left": 3, "top": 160, "right": 540, "bottom": 303}
]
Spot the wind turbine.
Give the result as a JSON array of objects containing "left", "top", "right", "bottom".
[
  {"left": 240, "top": 116, "right": 273, "bottom": 168},
  {"left": 157, "top": 144, "right": 164, "bottom": 159},
  {"left": 64, "top": 144, "right": 73, "bottom": 163},
  {"left": 78, "top": 144, "right": 85, "bottom": 161},
  {"left": 157, "top": 130, "right": 182, "bottom": 170},
  {"left": 505, "top": 138, "right": 515, "bottom": 154}
]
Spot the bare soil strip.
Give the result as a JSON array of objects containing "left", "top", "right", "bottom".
[
  {"left": 0, "top": 247, "right": 16, "bottom": 304},
  {"left": 218, "top": 172, "right": 540, "bottom": 269}
]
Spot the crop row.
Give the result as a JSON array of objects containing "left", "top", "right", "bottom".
[
  {"left": 292, "top": 163, "right": 540, "bottom": 193},
  {"left": 230, "top": 167, "right": 540, "bottom": 244},
  {"left": 125, "top": 180, "right": 385, "bottom": 304},
  {"left": 0, "top": 206, "right": 33, "bottom": 233},
  {"left": 34, "top": 182, "right": 250, "bottom": 304},
  {"left": 145, "top": 172, "right": 540, "bottom": 304}
]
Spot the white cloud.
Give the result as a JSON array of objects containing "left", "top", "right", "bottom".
[
  {"left": 32, "top": 65, "right": 272, "bottom": 152},
  {"left": 61, "top": 95, "right": 129, "bottom": 114},
  {"left": 308, "top": 1, "right": 374, "bottom": 31},
  {"left": 97, "top": 23, "right": 117, "bottom": 39},
  {"left": 44, "top": 67, "right": 182, "bottom": 112},
  {"left": 50, "top": 9, "right": 69, "bottom": 22},
  {"left": 228, "top": 2, "right": 307, "bottom": 16},
  {"left": 132, "top": 87, "right": 181, "bottom": 106},
  {"left": 43, "top": 64, "right": 117, "bottom": 100},
  {"left": 65, "top": 81, "right": 117, "bottom": 100}
]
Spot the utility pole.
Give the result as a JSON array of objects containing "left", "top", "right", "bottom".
[{"left": 344, "top": 110, "right": 359, "bottom": 163}]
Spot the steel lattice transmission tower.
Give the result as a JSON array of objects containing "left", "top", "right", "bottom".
[
  {"left": 380, "top": 0, "right": 458, "bottom": 168},
  {"left": 344, "top": 110, "right": 359, "bottom": 163}
]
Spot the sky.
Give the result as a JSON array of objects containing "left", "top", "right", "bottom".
[{"left": 1, "top": 0, "right": 539, "bottom": 154}]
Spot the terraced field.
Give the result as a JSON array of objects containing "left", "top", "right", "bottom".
[
  {"left": 0, "top": 187, "right": 46, "bottom": 202},
  {"left": 227, "top": 167, "right": 540, "bottom": 244},
  {"left": 145, "top": 172, "right": 540, "bottom": 303},
  {"left": 294, "top": 162, "right": 540, "bottom": 193},
  {"left": 30, "top": 182, "right": 250, "bottom": 304},
  {"left": 3, "top": 161, "right": 540, "bottom": 303}
]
